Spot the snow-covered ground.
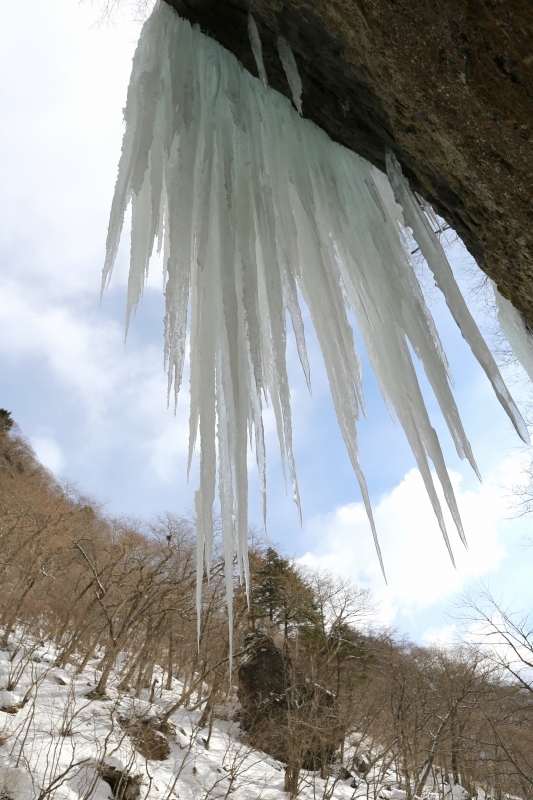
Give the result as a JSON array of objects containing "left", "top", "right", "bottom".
[{"left": 0, "top": 635, "right": 468, "bottom": 800}]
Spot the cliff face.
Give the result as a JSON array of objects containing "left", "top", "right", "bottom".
[{"left": 164, "top": 0, "right": 533, "bottom": 322}]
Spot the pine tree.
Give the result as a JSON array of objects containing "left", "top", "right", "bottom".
[
  {"left": 249, "top": 547, "right": 317, "bottom": 640},
  {"left": 0, "top": 410, "right": 13, "bottom": 434}
]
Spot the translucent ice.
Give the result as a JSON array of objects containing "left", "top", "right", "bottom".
[
  {"left": 493, "top": 282, "right": 533, "bottom": 384},
  {"left": 277, "top": 36, "right": 303, "bottom": 115},
  {"left": 386, "top": 151, "right": 529, "bottom": 445},
  {"left": 248, "top": 13, "right": 268, "bottom": 90},
  {"left": 104, "top": 2, "right": 528, "bottom": 639}
]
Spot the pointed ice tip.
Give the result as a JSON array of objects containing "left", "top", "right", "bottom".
[
  {"left": 472, "top": 462, "right": 482, "bottom": 483},
  {"left": 293, "top": 493, "right": 303, "bottom": 525},
  {"left": 517, "top": 419, "right": 531, "bottom": 445},
  {"left": 507, "top": 400, "right": 531, "bottom": 444},
  {"left": 444, "top": 536, "right": 457, "bottom": 569},
  {"left": 377, "top": 553, "right": 387, "bottom": 585}
]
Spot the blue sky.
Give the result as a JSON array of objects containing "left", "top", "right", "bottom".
[{"left": 1, "top": 0, "right": 532, "bottom": 642}]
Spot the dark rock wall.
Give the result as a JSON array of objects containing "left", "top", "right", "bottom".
[
  {"left": 237, "top": 633, "right": 290, "bottom": 731},
  {"left": 237, "top": 633, "right": 341, "bottom": 770},
  {"left": 164, "top": 0, "right": 533, "bottom": 323}
]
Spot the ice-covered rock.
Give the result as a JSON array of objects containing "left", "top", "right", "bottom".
[{"left": 103, "top": 2, "right": 527, "bottom": 631}]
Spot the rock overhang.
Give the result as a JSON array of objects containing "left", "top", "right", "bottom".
[{"left": 163, "top": 0, "right": 533, "bottom": 322}]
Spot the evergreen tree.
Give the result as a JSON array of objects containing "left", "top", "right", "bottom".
[
  {"left": 250, "top": 547, "right": 317, "bottom": 640},
  {"left": 0, "top": 409, "right": 13, "bottom": 434}
]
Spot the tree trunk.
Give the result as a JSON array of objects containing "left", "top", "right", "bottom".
[
  {"left": 92, "top": 645, "right": 119, "bottom": 696},
  {"left": 166, "top": 632, "right": 174, "bottom": 690},
  {"left": 284, "top": 763, "right": 300, "bottom": 797}
]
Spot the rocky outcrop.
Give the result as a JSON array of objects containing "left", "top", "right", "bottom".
[
  {"left": 117, "top": 715, "right": 173, "bottom": 761},
  {"left": 237, "top": 633, "right": 292, "bottom": 734},
  {"left": 97, "top": 765, "right": 142, "bottom": 800},
  {"left": 237, "top": 633, "right": 341, "bottom": 771},
  {"left": 164, "top": 0, "right": 533, "bottom": 323}
]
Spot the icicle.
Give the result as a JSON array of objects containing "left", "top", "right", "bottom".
[
  {"left": 247, "top": 13, "right": 268, "bottom": 90},
  {"left": 104, "top": 2, "right": 528, "bottom": 645},
  {"left": 386, "top": 150, "right": 530, "bottom": 446},
  {"left": 493, "top": 282, "right": 533, "bottom": 384},
  {"left": 195, "top": 489, "right": 204, "bottom": 647},
  {"left": 277, "top": 36, "right": 303, "bottom": 115}
]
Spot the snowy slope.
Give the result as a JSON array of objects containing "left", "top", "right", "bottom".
[{"left": 0, "top": 634, "right": 467, "bottom": 800}]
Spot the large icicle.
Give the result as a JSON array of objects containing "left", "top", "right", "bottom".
[
  {"left": 386, "top": 151, "right": 530, "bottom": 445},
  {"left": 277, "top": 36, "right": 303, "bottom": 115},
  {"left": 247, "top": 13, "right": 268, "bottom": 90},
  {"left": 104, "top": 2, "right": 528, "bottom": 638}
]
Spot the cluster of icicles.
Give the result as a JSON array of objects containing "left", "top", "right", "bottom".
[{"left": 104, "top": 1, "right": 529, "bottom": 651}]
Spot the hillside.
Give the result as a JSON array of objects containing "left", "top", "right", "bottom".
[
  {"left": 0, "top": 634, "right": 380, "bottom": 800},
  {"left": 1, "top": 417, "right": 532, "bottom": 799}
]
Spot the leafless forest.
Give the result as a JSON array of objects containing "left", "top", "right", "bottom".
[{"left": 1, "top": 414, "right": 533, "bottom": 799}]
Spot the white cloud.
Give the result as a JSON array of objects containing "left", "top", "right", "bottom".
[
  {"left": 0, "top": 270, "right": 191, "bottom": 491},
  {"left": 420, "top": 624, "right": 458, "bottom": 646},
  {"left": 0, "top": 276, "right": 151, "bottom": 412},
  {"left": 298, "top": 462, "right": 524, "bottom": 625},
  {"left": 31, "top": 435, "right": 65, "bottom": 475}
]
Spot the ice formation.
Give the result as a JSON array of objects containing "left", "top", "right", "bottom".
[
  {"left": 103, "top": 2, "right": 528, "bottom": 642},
  {"left": 493, "top": 283, "right": 533, "bottom": 383},
  {"left": 386, "top": 151, "right": 529, "bottom": 446},
  {"left": 247, "top": 13, "right": 268, "bottom": 90},
  {"left": 277, "top": 36, "right": 303, "bottom": 115}
]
